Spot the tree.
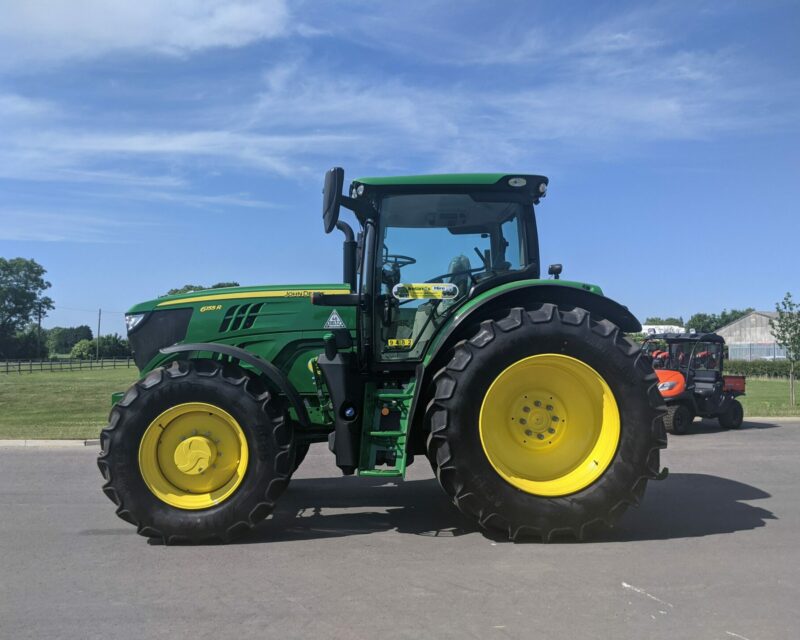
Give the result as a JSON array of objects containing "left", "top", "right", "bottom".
[
  {"left": 70, "top": 339, "right": 95, "bottom": 360},
  {"left": 0, "top": 258, "right": 54, "bottom": 357},
  {"left": 2, "top": 326, "right": 48, "bottom": 359},
  {"left": 98, "top": 333, "right": 131, "bottom": 358},
  {"left": 685, "top": 312, "right": 717, "bottom": 333},
  {"left": 686, "top": 308, "right": 754, "bottom": 333},
  {"left": 644, "top": 316, "right": 684, "bottom": 326},
  {"left": 164, "top": 282, "right": 240, "bottom": 296},
  {"left": 47, "top": 325, "right": 93, "bottom": 354},
  {"left": 770, "top": 292, "right": 800, "bottom": 406}
]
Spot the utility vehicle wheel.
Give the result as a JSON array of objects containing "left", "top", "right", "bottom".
[
  {"left": 664, "top": 404, "right": 692, "bottom": 435},
  {"left": 97, "top": 360, "right": 294, "bottom": 544},
  {"left": 719, "top": 400, "right": 744, "bottom": 429},
  {"left": 425, "top": 304, "right": 665, "bottom": 542}
]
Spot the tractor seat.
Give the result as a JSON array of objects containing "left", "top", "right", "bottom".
[
  {"left": 693, "top": 369, "right": 721, "bottom": 397},
  {"left": 693, "top": 369, "right": 720, "bottom": 383},
  {"left": 694, "top": 383, "right": 717, "bottom": 397}
]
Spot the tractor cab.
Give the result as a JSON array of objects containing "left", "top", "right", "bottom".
[
  {"left": 644, "top": 332, "right": 745, "bottom": 434},
  {"left": 317, "top": 168, "right": 552, "bottom": 367},
  {"left": 369, "top": 187, "right": 541, "bottom": 362}
]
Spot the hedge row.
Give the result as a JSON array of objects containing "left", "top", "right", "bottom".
[{"left": 723, "top": 359, "right": 793, "bottom": 378}]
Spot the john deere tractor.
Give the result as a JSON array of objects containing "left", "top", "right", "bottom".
[{"left": 98, "top": 168, "right": 666, "bottom": 543}]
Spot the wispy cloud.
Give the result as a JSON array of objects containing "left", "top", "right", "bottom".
[
  {"left": 0, "top": 0, "right": 290, "bottom": 69},
  {"left": 0, "top": 1, "right": 796, "bottom": 205},
  {"left": 0, "top": 210, "right": 151, "bottom": 243}
]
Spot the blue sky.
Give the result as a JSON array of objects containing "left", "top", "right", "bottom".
[{"left": 1, "top": 0, "right": 798, "bottom": 335}]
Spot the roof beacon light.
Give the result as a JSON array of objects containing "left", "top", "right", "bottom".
[{"left": 539, "top": 182, "right": 547, "bottom": 195}]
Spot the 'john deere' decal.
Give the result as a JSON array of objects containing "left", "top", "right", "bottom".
[{"left": 391, "top": 283, "right": 458, "bottom": 300}]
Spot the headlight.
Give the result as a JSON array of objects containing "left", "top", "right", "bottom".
[
  {"left": 658, "top": 381, "right": 677, "bottom": 391},
  {"left": 125, "top": 313, "right": 146, "bottom": 333}
]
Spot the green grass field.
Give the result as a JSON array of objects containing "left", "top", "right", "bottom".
[
  {"left": 738, "top": 378, "right": 800, "bottom": 417},
  {"left": 0, "top": 369, "right": 797, "bottom": 439},
  {"left": 0, "top": 368, "right": 137, "bottom": 439}
]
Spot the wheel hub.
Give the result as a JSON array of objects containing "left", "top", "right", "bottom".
[
  {"left": 138, "top": 402, "right": 248, "bottom": 510},
  {"left": 510, "top": 395, "right": 565, "bottom": 449},
  {"left": 174, "top": 436, "right": 218, "bottom": 475}
]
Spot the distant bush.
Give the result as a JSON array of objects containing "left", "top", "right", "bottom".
[
  {"left": 724, "top": 359, "right": 791, "bottom": 378},
  {"left": 70, "top": 339, "right": 95, "bottom": 360},
  {"left": 69, "top": 335, "right": 131, "bottom": 360}
]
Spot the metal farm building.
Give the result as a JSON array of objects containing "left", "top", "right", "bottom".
[{"left": 717, "top": 311, "right": 786, "bottom": 361}]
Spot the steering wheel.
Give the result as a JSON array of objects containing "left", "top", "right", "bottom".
[{"left": 384, "top": 254, "right": 416, "bottom": 268}]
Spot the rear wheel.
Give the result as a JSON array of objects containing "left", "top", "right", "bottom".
[
  {"left": 425, "top": 305, "right": 666, "bottom": 542},
  {"left": 719, "top": 399, "right": 744, "bottom": 429},
  {"left": 292, "top": 442, "right": 310, "bottom": 473},
  {"left": 97, "top": 360, "right": 294, "bottom": 544},
  {"left": 664, "top": 404, "right": 692, "bottom": 435}
]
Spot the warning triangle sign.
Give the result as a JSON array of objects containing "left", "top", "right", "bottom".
[{"left": 324, "top": 309, "right": 347, "bottom": 329}]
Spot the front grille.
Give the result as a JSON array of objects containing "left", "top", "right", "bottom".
[{"left": 129, "top": 308, "right": 193, "bottom": 370}]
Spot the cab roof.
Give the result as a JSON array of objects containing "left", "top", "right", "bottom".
[
  {"left": 353, "top": 173, "right": 548, "bottom": 188},
  {"left": 351, "top": 173, "right": 549, "bottom": 207},
  {"left": 354, "top": 173, "right": 546, "bottom": 186}
]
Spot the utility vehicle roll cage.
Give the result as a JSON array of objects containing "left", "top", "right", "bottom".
[{"left": 644, "top": 332, "right": 725, "bottom": 372}]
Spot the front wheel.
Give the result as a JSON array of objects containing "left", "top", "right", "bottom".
[
  {"left": 97, "top": 360, "right": 295, "bottom": 544},
  {"left": 425, "top": 305, "right": 666, "bottom": 542},
  {"left": 664, "top": 404, "right": 692, "bottom": 435}
]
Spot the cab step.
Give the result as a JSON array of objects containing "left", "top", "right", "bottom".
[{"left": 358, "top": 385, "right": 414, "bottom": 477}]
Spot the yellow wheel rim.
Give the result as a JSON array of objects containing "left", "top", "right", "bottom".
[
  {"left": 138, "top": 402, "right": 249, "bottom": 510},
  {"left": 479, "top": 354, "right": 620, "bottom": 497}
]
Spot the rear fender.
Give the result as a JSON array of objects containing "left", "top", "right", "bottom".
[{"left": 407, "top": 283, "right": 642, "bottom": 452}]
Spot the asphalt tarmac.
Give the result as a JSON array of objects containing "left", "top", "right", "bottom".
[{"left": 1, "top": 419, "right": 797, "bottom": 640}]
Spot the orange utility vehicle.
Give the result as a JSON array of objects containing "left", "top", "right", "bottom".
[{"left": 644, "top": 332, "right": 745, "bottom": 434}]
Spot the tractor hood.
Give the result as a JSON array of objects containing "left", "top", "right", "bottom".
[
  {"left": 128, "top": 284, "right": 351, "bottom": 314},
  {"left": 125, "top": 284, "right": 353, "bottom": 371}
]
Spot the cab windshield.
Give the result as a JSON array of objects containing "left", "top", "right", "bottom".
[{"left": 376, "top": 192, "right": 530, "bottom": 361}]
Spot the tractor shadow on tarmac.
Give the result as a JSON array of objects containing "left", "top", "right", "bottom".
[
  {"left": 603, "top": 472, "right": 775, "bottom": 542},
  {"left": 239, "top": 476, "right": 478, "bottom": 543},
  {"left": 230, "top": 471, "right": 775, "bottom": 545}
]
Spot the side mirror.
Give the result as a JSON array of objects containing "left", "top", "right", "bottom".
[
  {"left": 322, "top": 167, "right": 344, "bottom": 234},
  {"left": 548, "top": 263, "right": 563, "bottom": 280}
]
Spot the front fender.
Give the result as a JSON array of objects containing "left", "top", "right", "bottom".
[{"left": 159, "top": 342, "right": 311, "bottom": 427}]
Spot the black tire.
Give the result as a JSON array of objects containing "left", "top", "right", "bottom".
[
  {"left": 425, "top": 304, "right": 666, "bottom": 542},
  {"left": 719, "top": 399, "right": 744, "bottom": 429},
  {"left": 664, "top": 404, "right": 692, "bottom": 435},
  {"left": 292, "top": 442, "right": 310, "bottom": 474},
  {"left": 97, "top": 360, "right": 294, "bottom": 544}
]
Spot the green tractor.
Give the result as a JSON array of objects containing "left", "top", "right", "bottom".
[{"left": 98, "top": 168, "right": 666, "bottom": 543}]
